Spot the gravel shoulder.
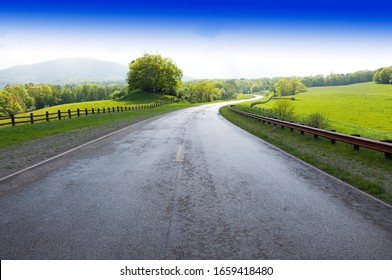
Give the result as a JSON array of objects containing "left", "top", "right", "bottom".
[{"left": 0, "top": 114, "right": 161, "bottom": 179}]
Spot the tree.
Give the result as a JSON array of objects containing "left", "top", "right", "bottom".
[
  {"left": 181, "top": 81, "right": 222, "bottom": 102},
  {"left": 2, "top": 85, "right": 34, "bottom": 111},
  {"left": 0, "top": 91, "right": 23, "bottom": 116},
  {"left": 373, "top": 66, "right": 392, "bottom": 84},
  {"left": 250, "top": 82, "right": 261, "bottom": 93},
  {"left": 274, "top": 79, "right": 307, "bottom": 96},
  {"left": 127, "top": 54, "right": 182, "bottom": 95}
]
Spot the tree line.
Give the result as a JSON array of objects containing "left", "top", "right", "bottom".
[
  {"left": 299, "top": 70, "right": 375, "bottom": 87},
  {"left": 0, "top": 83, "right": 127, "bottom": 117},
  {"left": 2, "top": 52, "right": 391, "bottom": 117}
]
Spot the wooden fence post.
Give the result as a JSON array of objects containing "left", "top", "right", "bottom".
[
  {"left": 68, "top": 109, "right": 71, "bottom": 119},
  {"left": 85, "top": 108, "right": 88, "bottom": 115},
  {"left": 11, "top": 114, "right": 15, "bottom": 126},
  {"left": 30, "top": 113, "right": 34, "bottom": 124},
  {"left": 77, "top": 108, "right": 80, "bottom": 117},
  {"left": 103, "top": 108, "right": 105, "bottom": 113},
  {"left": 46, "top": 111, "right": 49, "bottom": 121},
  {"left": 58, "top": 110, "right": 61, "bottom": 120},
  {"left": 92, "top": 108, "right": 94, "bottom": 114}
]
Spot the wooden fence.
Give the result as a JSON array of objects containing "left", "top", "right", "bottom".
[{"left": 0, "top": 101, "right": 173, "bottom": 127}]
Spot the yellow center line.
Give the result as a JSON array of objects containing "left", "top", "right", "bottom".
[{"left": 176, "top": 144, "right": 183, "bottom": 162}]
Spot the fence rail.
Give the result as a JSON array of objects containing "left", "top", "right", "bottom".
[
  {"left": 229, "top": 105, "right": 392, "bottom": 159},
  {"left": 0, "top": 101, "right": 173, "bottom": 127}
]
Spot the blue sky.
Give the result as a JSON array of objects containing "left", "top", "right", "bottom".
[{"left": 1, "top": 0, "right": 392, "bottom": 78}]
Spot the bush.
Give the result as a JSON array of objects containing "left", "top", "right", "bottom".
[
  {"left": 272, "top": 99, "right": 296, "bottom": 121},
  {"left": 305, "top": 112, "right": 329, "bottom": 129}
]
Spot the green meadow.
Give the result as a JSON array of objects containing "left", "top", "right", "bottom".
[
  {"left": 254, "top": 82, "right": 392, "bottom": 140},
  {"left": 21, "top": 92, "right": 176, "bottom": 116}
]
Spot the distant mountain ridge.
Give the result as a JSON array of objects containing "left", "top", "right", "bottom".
[{"left": 0, "top": 58, "right": 129, "bottom": 87}]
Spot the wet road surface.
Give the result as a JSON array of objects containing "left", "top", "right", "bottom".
[{"left": 1, "top": 102, "right": 392, "bottom": 259}]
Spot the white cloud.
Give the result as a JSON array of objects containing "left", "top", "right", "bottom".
[{"left": 1, "top": 20, "right": 392, "bottom": 78}]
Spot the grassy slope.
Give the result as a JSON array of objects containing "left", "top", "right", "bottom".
[
  {"left": 220, "top": 106, "right": 392, "bottom": 204},
  {"left": 0, "top": 100, "right": 192, "bottom": 148},
  {"left": 254, "top": 82, "right": 392, "bottom": 140},
  {"left": 21, "top": 92, "right": 177, "bottom": 115}
]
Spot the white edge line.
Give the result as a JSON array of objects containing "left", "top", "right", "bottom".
[{"left": 0, "top": 113, "right": 170, "bottom": 183}]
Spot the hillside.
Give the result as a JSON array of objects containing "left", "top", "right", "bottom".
[
  {"left": 253, "top": 82, "right": 392, "bottom": 140},
  {"left": 0, "top": 58, "right": 128, "bottom": 87}
]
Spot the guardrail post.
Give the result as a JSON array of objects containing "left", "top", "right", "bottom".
[
  {"left": 58, "top": 110, "right": 61, "bottom": 120},
  {"left": 330, "top": 130, "right": 336, "bottom": 144},
  {"left": 351, "top": 134, "right": 360, "bottom": 151},
  {"left": 68, "top": 109, "right": 71, "bottom": 119},
  {"left": 30, "top": 113, "right": 34, "bottom": 124},
  {"left": 381, "top": 140, "right": 392, "bottom": 159},
  {"left": 46, "top": 111, "right": 49, "bottom": 121}
]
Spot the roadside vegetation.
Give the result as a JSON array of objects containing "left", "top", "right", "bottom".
[
  {"left": 0, "top": 100, "right": 194, "bottom": 148},
  {"left": 220, "top": 105, "right": 392, "bottom": 205},
  {"left": 238, "top": 82, "right": 392, "bottom": 140}
]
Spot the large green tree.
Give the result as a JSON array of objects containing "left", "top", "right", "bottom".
[
  {"left": 373, "top": 66, "right": 392, "bottom": 84},
  {"left": 127, "top": 54, "right": 182, "bottom": 95},
  {"left": 274, "top": 79, "right": 307, "bottom": 96}
]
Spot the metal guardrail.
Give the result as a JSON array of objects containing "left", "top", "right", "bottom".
[{"left": 229, "top": 105, "right": 392, "bottom": 159}]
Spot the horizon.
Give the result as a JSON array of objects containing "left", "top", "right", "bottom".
[
  {"left": 0, "top": 57, "right": 383, "bottom": 82},
  {"left": 1, "top": 0, "right": 392, "bottom": 79}
]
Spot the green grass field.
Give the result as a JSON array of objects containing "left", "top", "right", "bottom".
[
  {"left": 253, "top": 82, "right": 392, "bottom": 140},
  {"left": 22, "top": 92, "right": 176, "bottom": 116}
]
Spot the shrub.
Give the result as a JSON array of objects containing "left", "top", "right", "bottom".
[
  {"left": 305, "top": 112, "right": 329, "bottom": 129},
  {"left": 272, "top": 99, "right": 296, "bottom": 121}
]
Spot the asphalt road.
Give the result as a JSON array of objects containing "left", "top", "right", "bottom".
[{"left": 1, "top": 102, "right": 391, "bottom": 259}]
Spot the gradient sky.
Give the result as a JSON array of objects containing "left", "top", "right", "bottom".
[{"left": 1, "top": 0, "right": 392, "bottom": 79}]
